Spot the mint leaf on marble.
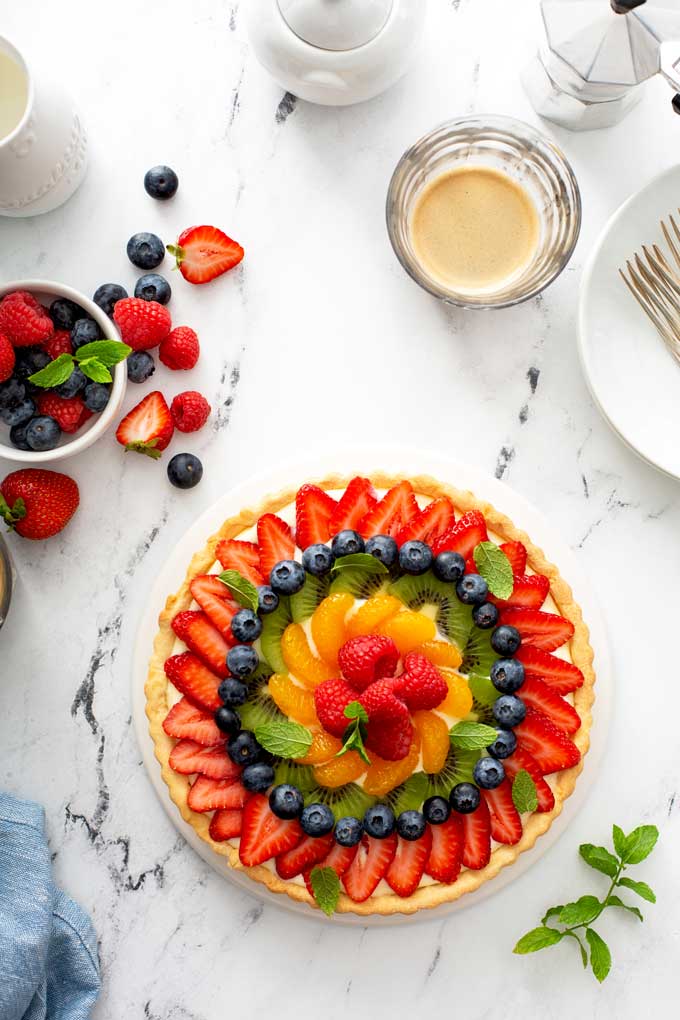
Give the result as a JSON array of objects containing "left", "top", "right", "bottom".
[
  {"left": 218, "top": 569, "right": 259, "bottom": 613},
  {"left": 617, "top": 877, "right": 656, "bottom": 903},
  {"left": 579, "top": 843, "right": 619, "bottom": 878},
  {"left": 254, "top": 721, "right": 312, "bottom": 759},
  {"left": 310, "top": 866, "right": 340, "bottom": 916},
  {"left": 619, "top": 825, "right": 658, "bottom": 865},
  {"left": 449, "top": 720, "right": 498, "bottom": 750},
  {"left": 511, "top": 769, "right": 538, "bottom": 813},
  {"left": 513, "top": 926, "right": 564, "bottom": 954},
  {"left": 585, "top": 929, "right": 611, "bottom": 983},
  {"left": 473, "top": 541, "right": 513, "bottom": 599}
]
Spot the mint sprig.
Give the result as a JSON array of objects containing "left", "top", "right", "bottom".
[
  {"left": 28, "top": 340, "right": 132, "bottom": 388},
  {"left": 336, "top": 701, "right": 370, "bottom": 765},
  {"left": 309, "top": 866, "right": 341, "bottom": 916},
  {"left": 511, "top": 769, "right": 538, "bottom": 813},
  {"left": 514, "top": 823, "right": 659, "bottom": 982},
  {"left": 449, "top": 720, "right": 498, "bottom": 750},
  {"left": 218, "top": 570, "right": 259, "bottom": 613},
  {"left": 254, "top": 721, "right": 312, "bottom": 759},
  {"left": 473, "top": 541, "right": 514, "bottom": 599}
]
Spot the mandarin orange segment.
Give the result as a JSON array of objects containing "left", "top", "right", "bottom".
[
  {"left": 296, "top": 728, "right": 343, "bottom": 765},
  {"left": 281, "top": 623, "right": 336, "bottom": 688},
  {"left": 438, "top": 668, "right": 474, "bottom": 718},
  {"left": 268, "top": 673, "right": 319, "bottom": 726},
  {"left": 363, "top": 735, "right": 421, "bottom": 797},
  {"left": 313, "top": 751, "right": 366, "bottom": 788},
  {"left": 380, "top": 610, "right": 437, "bottom": 654},
  {"left": 311, "top": 593, "right": 353, "bottom": 667},
  {"left": 345, "top": 594, "right": 402, "bottom": 639},
  {"left": 412, "top": 710, "right": 450, "bottom": 773},
  {"left": 413, "top": 640, "right": 463, "bottom": 670}
]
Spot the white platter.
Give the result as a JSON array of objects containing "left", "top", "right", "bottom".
[{"left": 132, "top": 447, "right": 612, "bottom": 926}]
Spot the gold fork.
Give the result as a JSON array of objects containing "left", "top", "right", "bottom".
[{"left": 619, "top": 210, "right": 680, "bottom": 365}]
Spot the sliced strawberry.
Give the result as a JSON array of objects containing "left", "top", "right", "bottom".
[
  {"left": 500, "top": 541, "right": 527, "bottom": 575},
  {"left": 500, "top": 606, "right": 574, "bottom": 652},
  {"left": 431, "top": 510, "right": 488, "bottom": 559},
  {"left": 342, "top": 833, "right": 398, "bottom": 903},
  {"left": 396, "top": 497, "right": 455, "bottom": 547},
  {"left": 425, "top": 813, "right": 464, "bottom": 883},
  {"left": 303, "top": 840, "right": 359, "bottom": 895},
  {"left": 215, "top": 539, "right": 265, "bottom": 587},
  {"left": 385, "top": 828, "right": 433, "bottom": 898},
  {"left": 492, "top": 573, "right": 550, "bottom": 610},
  {"left": 171, "top": 611, "right": 229, "bottom": 677},
  {"left": 162, "top": 697, "right": 223, "bottom": 746},
  {"left": 295, "top": 484, "right": 337, "bottom": 548},
  {"left": 209, "top": 808, "right": 243, "bottom": 841},
  {"left": 168, "top": 225, "right": 244, "bottom": 285},
  {"left": 189, "top": 575, "right": 239, "bottom": 643},
  {"left": 164, "top": 652, "right": 222, "bottom": 711},
  {"left": 519, "top": 676, "right": 581, "bottom": 735},
  {"left": 239, "top": 794, "right": 304, "bottom": 867},
  {"left": 328, "top": 477, "right": 377, "bottom": 535},
  {"left": 115, "top": 390, "right": 174, "bottom": 458},
  {"left": 257, "top": 513, "right": 295, "bottom": 580},
  {"left": 188, "top": 775, "right": 249, "bottom": 812},
  {"left": 481, "top": 780, "right": 523, "bottom": 845},
  {"left": 514, "top": 707, "right": 581, "bottom": 775},
  {"left": 461, "top": 798, "right": 491, "bottom": 870},
  {"left": 515, "top": 646, "right": 584, "bottom": 695},
  {"left": 275, "top": 833, "right": 334, "bottom": 880},
  {"left": 503, "top": 748, "right": 555, "bottom": 813},
  {"left": 358, "top": 481, "right": 419, "bottom": 539},
  {"left": 168, "top": 739, "right": 240, "bottom": 780}
]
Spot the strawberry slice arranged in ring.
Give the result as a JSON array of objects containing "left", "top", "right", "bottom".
[{"left": 329, "top": 476, "right": 377, "bottom": 534}]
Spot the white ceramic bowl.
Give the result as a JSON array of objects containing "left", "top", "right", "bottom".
[{"left": 0, "top": 279, "right": 126, "bottom": 463}]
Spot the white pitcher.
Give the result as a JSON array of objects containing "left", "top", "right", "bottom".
[{"left": 0, "top": 35, "right": 87, "bottom": 217}]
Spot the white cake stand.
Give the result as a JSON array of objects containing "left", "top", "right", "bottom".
[{"left": 132, "top": 447, "right": 612, "bottom": 926}]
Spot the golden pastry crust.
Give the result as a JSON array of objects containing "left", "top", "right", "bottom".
[{"left": 146, "top": 473, "right": 595, "bottom": 916}]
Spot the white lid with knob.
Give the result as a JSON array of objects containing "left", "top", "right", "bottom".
[{"left": 277, "top": 0, "right": 394, "bottom": 51}]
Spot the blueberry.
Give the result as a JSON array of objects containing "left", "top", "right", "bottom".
[
  {"left": 71, "top": 318, "right": 102, "bottom": 350},
  {"left": 398, "top": 540, "right": 433, "bottom": 575},
  {"left": 144, "top": 165, "right": 179, "bottom": 201},
  {"left": 491, "top": 625, "right": 521, "bottom": 656},
  {"left": 449, "top": 782, "right": 481, "bottom": 814},
  {"left": 214, "top": 706, "right": 241, "bottom": 735},
  {"left": 490, "top": 658, "right": 525, "bottom": 694},
  {"left": 227, "top": 730, "right": 263, "bottom": 767},
  {"left": 257, "top": 585, "right": 279, "bottom": 615},
  {"left": 127, "top": 350, "right": 156, "bottom": 384},
  {"left": 231, "top": 608, "right": 262, "bottom": 643},
  {"left": 423, "top": 795, "right": 451, "bottom": 825},
  {"left": 334, "top": 815, "right": 363, "bottom": 847},
  {"left": 218, "top": 677, "right": 248, "bottom": 707},
  {"left": 127, "top": 231, "right": 165, "bottom": 270},
  {"left": 226, "top": 644, "right": 259, "bottom": 679},
  {"left": 92, "top": 283, "right": 127, "bottom": 318},
  {"left": 0, "top": 379, "right": 26, "bottom": 408},
  {"left": 396, "top": 809, "right": 426, "bottom": 841},
  {"left": 300, "top": 803, "right": 335, "bottom": 837},
  {"left": 14, "top": 348, "right": 50, "bottom": 382},
  {"left": 492, "top": 695, "right": 526, "bottom": 728},
  {"left": 456, "top": 573, "right": 489, "bottom": 606},
  {"left": 487, "top": 728, "right": 517, "bottom": 760},
  {"left": 473, "top": 602, "right": 499, "bottom": 629},
  {"left": 270, "top": 559, "right": 306, "bottom": 595},
  {"left": 167, "top": 453, "right": 203, "bottom": 490},
  {"left": 49, "top": 297, "right": 84, "bottom": 330},
  {"left": 433, "top": 550, "right": 466, "bottom": 583},
  {"left": 301, "top": 543, "right": 334, "bottom": 576},
  {"left": 0, "top": 396, "right": 35, "bottom": 427},
  {"left": 25, "top": 416, "right": 61, "bottom": 451},
  {"left": 269, "top": 784, "right": 304, "bottom": 820},
  {"left": 365, "top": 534, "right": 398, "bottom": 568},
  {"left": 473, "top": 756, "right": 505, "bottom": 790},
  {"left": 9, "top": 423, "right": 31, "bottom": 450},
  {"left": 363, "top": 803, "right": 396, "bottom": 839},
  {"left": 331, "top": 529, "right": 365, "bottom": 557},
  {"left": 83, "top": 382, "right": 110, "bottom": 412},
  {"left": 242, "top": 762, "right": 275, "bottom": 793},
  {"left": 134, "top": 273, "right": 171, "bottom": 304},
  {"left": 56, "top": 367, "right": 87, "bottom": 399}
]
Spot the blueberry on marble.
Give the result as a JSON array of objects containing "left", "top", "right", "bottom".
[
  {"left": 226, "top": 730, "right": 263, "bottom": 767},
  {"left": 257, "top": 585, "right": 279, "bottom": 615},
  {"left": 167, "top": 453, "right": 203, "bottom": 490},
  {"left": 92, "top": 283, "right": 128, "bottom": 318},
  {"left": 242, "top": 762, "right": 275, "bottom": 794},
  {"left": 331, "top": 529, "right": 365, "bottom": 557},
  {"left": 144, "top": 165, "right": 179, "bottom": 201},
  {"left": 231, "top": 608, "right": 262, "bottom": 643},
  {"left": 472, "top": 602, "right": 499, "bottom": 629},
  {"left": 423, "top": 795, "right": 451, "bottom": 825},
  {"left": 363, "top": 803, "right": 396, "bottom": 839},
  {"left": 473, "top": 756, "right": 505, "bottom": 790},
  {"left": 492, "top": 695, "right": 526, "bottom": 728},
  {"left": 396, "top": 809, "right": 426, "bottom": 841},
  {"left": 25, "top": 416, "right": 61, "bottom": 451},
  {"left": 269, "top": 559, "right": 305, "bottom": 596},
  {"left": 226, "top": 644, "right": 259, "bottom": 679},
  {"left": 365, "top": 534, "right": 398, "bottom": 568},
  {"left": 433, "top": 551, "right": 465, "bottom": 583},
  {"left": 218, "top": 677, "right": 248, "bottom": 708},
  {"left": 127, "top": 232, "right": 165, "bottom": 270},
  {"left": 71, "top": 318, "right": 102, "bottom": 350},
  {"left": 487, "top": 728, "right": 517, "bottom": 760},
  {"left": 456, "top": 573, "right": 489, "bottom": 605},
  {"left": 449, "top": 782, "right": 481, "bottom": 814},
  {"left": 127, "top": 350, "right": 155, "bottom": 384},
  {"left": 56, "top": 367, "right": 87, "bottom": 399},
  {"left": 334, "top": 816, "right": 363, "bottom": 847},
  {"left": 134, "top": 273, "right": 171, "bottom": 305},
  {"left": 214, "top": 706, "right": 241, "bottom": 735},
  {"left": 490, "top": 658, "right": 525, "bottom": 694},
  {"left": 301, "top": 543, "right": 335, "bottom": 576},
  {"left": 49, "top": 297, "right": 84, "bottom": 331},
  {"left": 269, "top": 784, "right": 304, "bottom": 820},
  {"left": 300, "top": 803, "right": 335, "bottom": 837}
]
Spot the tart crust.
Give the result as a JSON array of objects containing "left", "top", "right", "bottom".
[{"left": 146, "top": 473, "right": 595, "bottom": 916}]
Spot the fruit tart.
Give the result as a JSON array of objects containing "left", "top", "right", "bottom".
[{"left": 146, "top": 473, "right": 595, "bottom": 916}]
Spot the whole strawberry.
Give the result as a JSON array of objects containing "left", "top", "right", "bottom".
[
  {"left": 0, "top": 469, "right": 79, "bottom": 540},
  {"left": 159, "top": 326, "right": 199, "bottom": 370},
  {"left": 0, "top": 291, "right": 54, "bottom": 347},
  {"left": 170, "top": 391, "right": 211, "bottom": 433},
  {"left": 113, "top": 298, "right": 171, "bottom": 350},
  {"left": 0, "top": 332, "right": 15, "bottom": 382}
]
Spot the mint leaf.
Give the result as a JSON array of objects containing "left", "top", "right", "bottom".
[
  {"left": 564, "top": 930, "right": 589, "bottom": 968},
  {"left": 473, "top": 541, "right": 513, "bottom": 600},
  {"left": 310, "top": 866, "right": 340, "bottom": 916},
  {"left": 75, "top": 339, "right": 131, "bottom": 366},
  {"left": 218, "top": 570, "right": 259, "bottom": 613},
  {"left": 585, "top": 928, "right": 611, "bottom": 982},
  {"left": 612, "top": 823, "right": 627, "bottom": 859},
  {"left": 254, "top": 721, "right": 312, "bottom": 759},
  {"left": 449, "top": 720, "right": 498, "bottom": 750},
  {"left": 512, "top": 769, "right": 538, "bottom": 813},
  {"left": 28, "top": 353, "right": 74, "bottom": 388},
  {"left": 513, "top": 926, "right": 563, "bottom": 954},
  {"left": 617, "top": 877, "right": 656, "bottom": 903},
  {"left": 78, "top": 357, "right": 112, "bottom": 383},
  {"left": 541, "top": 905, "right": 564, "bottom": 925},
  {"left": 579, "top": 843, "right": 619, "bottom": 878},
  {"left": 606, "top": 894, "right": 643, "bottom": 922},
  {"left": 559, "top": 895, "right": 601, "bottom": 927},
  {"left": 621, "top": 825, "right": 658, "bottom": 865},
  {"left": 337, "top": 706, "right": 370, "bottom": 765},
  {"left": 331, "top": 553, "right": 389, "bottom": 577},
  {"left": 344, "top": 701, "right": 368, "bottom": 725}
]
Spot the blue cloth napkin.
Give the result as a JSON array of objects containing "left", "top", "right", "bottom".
[{"left": 0, "top": 793, "right": 100, "bottom": 1020}]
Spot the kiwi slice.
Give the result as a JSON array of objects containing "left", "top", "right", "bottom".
[
  {"left": 238, "top": 665, "right": 282, "bottom": 730},
  {"left": 259, "top": 597, "right": 292, "bottom": 674},
  {"left": 389, "top": 571, "right": 473, "bottom": 650},
  {"left": 329, "top": 567, "right": 387, "bottom": 600},
  {"left": 290, "top": 574, "right": 330, "bottom": 623},
  {"left": 461, "top": 627, "right": 496, "bottom": 679},
  {"left": 419, "top": 746, "right": 479, "bottom": 800},
  {"left": 467, "top": 674, "right": 497, "bottom": 725},
  {"left": 386, "top": 773, "right": 429, "bottom": 815},
  {"left": 303, "top": 782, "right": 376, "bottom": 822},
  {"left": 274, "top": 760, "right": 317, "bottom": 795}
]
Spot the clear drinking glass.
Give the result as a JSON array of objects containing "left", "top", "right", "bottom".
[
  {"left": 386, "top": 115, "right": 581, "bottom": 309},
  {"left": 0, "top": 535, "right": 12, "bottom": 631}
]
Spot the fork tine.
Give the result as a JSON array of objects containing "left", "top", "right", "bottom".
[
  {"left": 619, "top": 218, "right": 680, "bottom": 366},
  {"left": 661, "top": 218, "right": 680, "bottom": 272},
  {"left": 641, "top": 247, "right": 680, "bottom": 307},
  {"left": 629, "top": 257, "right": 680, "bottom": 336}
]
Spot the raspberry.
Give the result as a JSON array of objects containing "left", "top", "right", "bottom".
[
  {"left": 337, "top": 635, "right": 400, "bottom": 692},
  {"left": 313, "top": 678, "right": 357, "bottom": 737},
  {"left": 36, "top": 393, "right": 87, "bottom": 434},
  {"left": 0, "top": 291, "right": 54, "bottom": 347},
  {"left": 112, "top": 297, "right": 171, "bottom": 350},
  {"left": 158, "top": 326, "right": 199, "bottom": 370},
  {"left": 361, "top": 679, "right": 413, "bottom": 761},
  {"left": 170, "top": 390, "right": 211, "bottom": 433},
  {"left": 43, "top": 330, "right": 73, "bottom": 360},
  {"left": 391, "top": 652, "right": 448, "bottom": 711},
  {"left": 0, "top": 332, "right": 15, "bottom": 382}
]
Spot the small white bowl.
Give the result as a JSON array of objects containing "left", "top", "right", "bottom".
[{"left": 0, "top": 279, "right": 127, "bottom": 463}]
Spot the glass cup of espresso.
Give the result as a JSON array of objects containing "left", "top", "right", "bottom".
[
  {"left": 386, "top": 115, "right": 581, "bottom": 309},
  {"left": 0, "top": 535, "right": 12, "bottom": 632}
]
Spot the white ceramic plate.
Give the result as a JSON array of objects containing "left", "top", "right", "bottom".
[
  {"left": 132, "top": 447, "right": 611, "bottom": 925},
  {"left": 579, "top": 165, "right": 680, "bottom": 480}
]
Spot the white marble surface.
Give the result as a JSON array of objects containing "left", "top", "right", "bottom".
[{"left": 1, "top": 1, "right": 679, "bottom": 1016}]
